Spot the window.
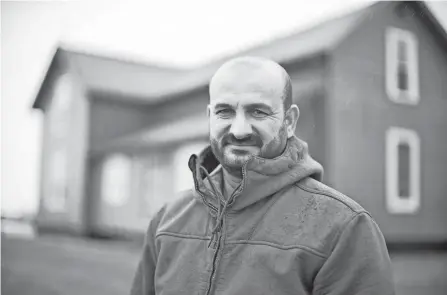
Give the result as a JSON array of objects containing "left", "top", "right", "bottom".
[
  {"left": 385, "top": 27, "right": 419, "bottom": 104},
  {"left": 397, "top": 40, "right": 409, "bottom": 91},
  {"left": 44, "top": 149, "right": 68, "bottom": 212},
  {"left": 397, "top": 142, "right": 410, "bottom": 198},
  {"left": 386, "top": 127, "right": 420, "bottom": 214},
  {"left": 138, "top": 154, "right": 171, "bottom": 217},
  {"left": 101, "top": 154, "right": 131, "bottom": 207}
]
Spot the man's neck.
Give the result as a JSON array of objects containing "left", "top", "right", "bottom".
[{"left": 222, "top": 167, "right": 243, "bottom": 200}]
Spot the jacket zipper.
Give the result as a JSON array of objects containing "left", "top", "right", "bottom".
[
  {"left": 195, "top": 184, "right": 221, "bottom": 295},
  {"left": 194, "top": 159, "right": 250, "bottom": 295},
  {"left": 205, "top": 227, "right": 223, "bottom": 295},
  {"left": 204, "top": 172, "right": 247, "bottom": 295}
]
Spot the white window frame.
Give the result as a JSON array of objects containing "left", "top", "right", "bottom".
[
  {"left": 385, "top": 27, "right": 419, "bottom": 105},
  {"left": 386, "top": 127, "right": 420, "bottom": 214}
]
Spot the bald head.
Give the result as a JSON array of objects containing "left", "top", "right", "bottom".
[
  {"left": 209, "top": 56, "right": 292, "bottom": 112},
  {"left": 208, "top": 56, "right": 300, "bottom": 170}
]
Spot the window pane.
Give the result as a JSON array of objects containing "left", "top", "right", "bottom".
[
  {"left": 397, "top": 63, "right": 409, "bottom": 91},
  {"left": 398, "top": 142, "right": 411, "bottom": 199},
  {"left": 139, "top": 155, "right": 170, "bottom": 216},
  {"left": 397, "top": 40, "right": 408, "bottom": 62},
  {"left": 397, "top": 40, "right": 409, "bottom": 91},
  {"left": 101, "top": 154, "right": 131, "bottom": 207}
]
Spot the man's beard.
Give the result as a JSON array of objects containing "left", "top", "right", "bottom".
[{"left": 210, "top": 123, "right": 288, "bottom": 171}]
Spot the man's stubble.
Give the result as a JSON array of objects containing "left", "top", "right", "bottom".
[{"left": 209, "top": 120, "right": 289, "bottom": 171}]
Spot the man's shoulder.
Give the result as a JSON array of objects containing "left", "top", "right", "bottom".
[
  {"left": 149, "top": 189, "right": 208, "bottom": 236},
  {"left": 259, "top": 177, "right": 373, "bottom": 257},
  {"left": 294, "top": 177, "right": 367, "bottom": 215}
]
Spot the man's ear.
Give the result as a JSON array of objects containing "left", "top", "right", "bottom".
[
  {"left": 207, "top": 105, "right": 211, "bottom": 117},
  {"left": 285, "top": 104, "right": 299, "bottom": 138}
]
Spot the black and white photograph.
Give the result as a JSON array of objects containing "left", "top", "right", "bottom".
[{"left": 1, "top": 1, "right": 447, "bottom": 294}]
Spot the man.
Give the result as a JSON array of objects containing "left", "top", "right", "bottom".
[{"left": 131, "top": 57, "right": 395, "bottom": 294}]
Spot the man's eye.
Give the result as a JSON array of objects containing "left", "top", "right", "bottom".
[
  {"left": 252, "top": 109, "right": 269, "bottom": 117},
  {"left": 215, "top": 109, "right": 233, "bottom": 117}
]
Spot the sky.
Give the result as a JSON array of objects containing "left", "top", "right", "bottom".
[{"left": 1, "top": 0, "right": 447, "bottom": 217}]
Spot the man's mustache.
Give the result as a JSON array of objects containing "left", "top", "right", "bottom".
[{"left": 222, "top": 133, "right": 263, "bottom": 147}]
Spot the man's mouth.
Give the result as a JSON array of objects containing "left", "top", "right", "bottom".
[
  {"left": 228, "top": 142, "right": 257, "bottom": 146},
  {"left": 228, "top": 146, "right": 254, "bottom": 155},
  {"left": 226, "top": 144, "right": 260, "bottom": 152}
]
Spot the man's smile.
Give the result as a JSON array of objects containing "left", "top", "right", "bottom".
[{"left": 226, "top": 144, "right": 259, "bottom": 154}]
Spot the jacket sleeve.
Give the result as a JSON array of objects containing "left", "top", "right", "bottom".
[
  {"left": 313, "top": 212, "right": 395, "bottom": 295},
  {"left": 130, "top": 208, "right": 165, "bottom": 295}
]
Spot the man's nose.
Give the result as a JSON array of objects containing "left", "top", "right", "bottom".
[{"left": 229, "top": 113, "right": 252, "bottom": 139}]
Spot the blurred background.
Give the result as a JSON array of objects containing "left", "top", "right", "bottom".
[{"left": 2, "top": 1, "right": 447, "bottom": 294}]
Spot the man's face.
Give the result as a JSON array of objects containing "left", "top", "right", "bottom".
[{"left": 208, "top": 62, "right": 289, "bottom": 170}]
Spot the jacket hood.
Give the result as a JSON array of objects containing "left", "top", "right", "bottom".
[{"left": 188, "top": 135, "right": 323, "bottom": 212}]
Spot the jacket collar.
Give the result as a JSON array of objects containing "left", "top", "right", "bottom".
[{"left": 188, "top": 136, "right": 323, "bottom": 212}]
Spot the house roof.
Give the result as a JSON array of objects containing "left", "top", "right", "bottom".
[
  {"left": 173, "top": 1, "right": 447, "bottom": 97},
  {"left": 32, "top": 48, "right": 192, "bottom": 109},
  {"left": 32, "top": 1, "right": 447, "bottom": 110},
  {"left": 156, "top": 4, "right": 371, "bottom": 99},
  {"left": 32, "top": 2, "right": 371, "bottom": 110}
]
